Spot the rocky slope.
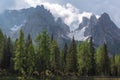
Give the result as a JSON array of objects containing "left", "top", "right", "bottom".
[
  {"left": 68, "top": 13, "right": 120, "bottom": 54},
  {"left": 0, "top": 5, "right": 119, "bottom": 54}
]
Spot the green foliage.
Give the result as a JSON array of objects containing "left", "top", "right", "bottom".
[
  {"left": 114, "top": 54, "right": 120, "bottom": 76},
  {"left": 61, "top": 42, "right": 68, "bottom": 72},
  {"left": 95, "top": 43, "right": 110, "bottom": 76},
  {"left": 77, "top": 37, "right": 96, "bottom": 76},
  {"left": 13, "top": 30, "right": 26, "bottom": 75},
  {"left": 77, "top": 41, "right": 91, "bottom": 76},
  {"left": 88, "top": 37, "right": 96, "bottom": 75},
  {"left": 66, "top": 37, "right": 78, "bottom": 73},
  {"left": 35, "top": 30, "right": 51, "bottom": 72},
  {"left": 50, "top": 40, "right": 61, "bottom": 73},
  {"left": 1, "top": 37, "right": 13, "bottom": 71},
  {"left": 0, "top": 29, "right": 5, "bottom": 65},
  {"left": 110, "top": 55, "right": 117, "bottom": 76},
  {"left": 25, "top": 34, "right": 35, "bottom": 76},
  {"left": 0, "top": 29, "right": 119, "bottom": 78}
]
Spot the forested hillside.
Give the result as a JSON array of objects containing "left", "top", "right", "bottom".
[{"left": 0, "top": 29, "right": 120, "bottom": 79}]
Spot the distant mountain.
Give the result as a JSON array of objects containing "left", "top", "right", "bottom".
[
  {"left": 93, "top": 13, "right": 120, "bottom": 54},
  {"left": 0, "top": 5, "right": 120, "bottom": 54},
  {"left": 8, "top": 5, "right": 70, "bottom": 46},
  {"left": 68, "top": 13, "right": 120, "bottom": 54}
]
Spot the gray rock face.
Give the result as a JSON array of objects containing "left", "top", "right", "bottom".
[
  {"left": 0, "top": 5, "right": 119, "bottom": 54},
  {"left": 74, "top": 13, "right": 120, "bottom": 54},
  {"left": 84, "top": 14, "right": 98, "bottom": 37},
  {"left": 0, "top": 5, "right": 70, "bottom": 46},
  {"left": 92, "top": 13, "right": 120, "bottom": 54},
  {"left": 10, "top": 5, "right": 70, "bottom": 46},
  {"left": 77, "top": 17, "right": 90, "bottom": 30}
]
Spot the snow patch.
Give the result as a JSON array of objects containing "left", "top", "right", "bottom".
[
  {"left": 67, "top": 26, "right": 89, "bottom": 41},
  {"left": 10, "top": 24, "right": 23, "bottom": 31}
]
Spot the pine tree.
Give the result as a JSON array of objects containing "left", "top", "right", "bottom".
[
  {"left": 114, "top": 54, "right": 120, "bottom": 76},
  {"left": 0, "top": 29, "right": 5, "bottom": 65},
  {"left": 88, "top": 37, "right": 96, "bottom": 75},
  {"left": 50, "top": 40, "right": 61, "bottom": 74},
  {"left": 110, "top": 55, "right": 117, "bottom": 76},
  {"left": 25, "top": 34, "right": 35, "bottom": 76},
  {"left": 35, "top": 30, "right": 51, "bottom": 72},
  {"left": 77, "top": 41, "right": 92, "bottom": 76},
  {"left": 1, "top": 37, "right": 13, "bottom": 71},
  {"left": 62, "top": 42, "right": 68, "bottom": 72},
  {"left": 95, "top": 43, "right": 110, "bottom": 76},
  {"left": 66, "top": 37, "right": 78, "bottom": 73},
  {"left": 13, "top": 30, "right": 26, "bottom": 75},
  {"left": 63, "top": 43, "right": 68, "bottom": 65}
]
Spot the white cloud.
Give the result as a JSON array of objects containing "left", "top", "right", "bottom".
[
  {"left": 25, "top": 1, "right": 98, "bottom": 31},
  {"left": 42, "top": 2, "right": 100, "bottom": 31}
]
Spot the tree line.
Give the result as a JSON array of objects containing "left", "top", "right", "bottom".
[{"left": 0, "top": 29, "right": 120, "bottom": 79}]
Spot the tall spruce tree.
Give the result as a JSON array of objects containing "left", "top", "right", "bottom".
[
  {"left": 88, "top": 37, "right": 96, "bottom": 75},
  {"left": 50, "top": 40, "right": 61, "bottom": 74},
  {"left": 0, "top": 29, "right": 5, "bottom": 65},
  {"left": 114, "top": 54, "right": 120, "bottom": 76},
  {"left": 77, "top": 41, "right": 92, "bottom": 76},
  {"left": 1, "top": 37, "right": 13, "bottom": 71},
  {"left": 35, "top": 30, "right": 50, "bottom": 72},
  {"left": 25, "top": 34, "right": 35, "bottom": 76},
  {"left": 14, "top": 30, "right": 26, "bottom": 75},
  {"left": 62, "top": 42, "right": 68, "bottom": 72},
  {"left": 110, "top": 55, "right": 117, "bottom": 76},
  {"left": 66, "top": 37, "right": 78, "bottom": 73},
  {"left": 95, "top": 43, "right": 110, "bottom": 76},
  {"left": 63, "top": 43, "right": 68, "bottom": 65}
]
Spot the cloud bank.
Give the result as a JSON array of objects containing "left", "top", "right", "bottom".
[
  {"left": 0, "top": 0, "right": 16, "bottom": 13},
  {"left": 25, "top": 0, "right": 98, "bottom": 31},
  {"left": 42, "top": 2, "right": 94, "bottom": 31},
  {"left": 0, "top": 0, "right": 30, "bottom": 12}
]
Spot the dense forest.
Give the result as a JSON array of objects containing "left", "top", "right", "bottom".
[{"left": 0, "top": 29, "right": 120, "bottom": 79}]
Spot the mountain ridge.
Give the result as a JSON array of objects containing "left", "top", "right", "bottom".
[{"left": 0, "top": 5, "right": 119, "bottom": 54}]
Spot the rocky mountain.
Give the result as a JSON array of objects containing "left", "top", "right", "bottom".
[
  {"left": 0, "top": 5, "right": 119, "bottom": 54},
  {"left": 92, "top": 13, "right": 120, "bottom": 54},
  {"left": 68, "top": 13, "right": 120, "bottom": 54},
  {"left": 0, "top": 5, "right": 70, "bottom": 46}
]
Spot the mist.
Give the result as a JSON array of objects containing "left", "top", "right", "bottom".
[
  {"left": 0, "top": 0, "right": 16, "bottom": 13},
  {"left": 0, "top": 0, "right": 29, "bottom": 13}
]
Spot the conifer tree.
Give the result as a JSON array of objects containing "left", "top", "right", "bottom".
[
  {"left": 14, "top": 30, "right": 26, "bottom": 75},
  {"left": 62, "top": 42, "right": 68, "bottom": 72},
  {"left": 88, "top": 37, "right": 96, "bottom": 75},
  {"left": 0, "top": 29, "right": 5, "bottom": 65},
  {"left": 63, "top": 43, "right": 68, "bottom": 65},
  {"left": 77, "top": 41, "right": 91, "bottom": 76},
  {"left": 50, "top": 40, "right": 61, "bottom": 73},
  {"left": 25, "top": 34, "right": 35, "bottom": 76},
  {"left": 110, "top": 55, "right": 117, "bottom": 76},
  {"left": 35, "top": 30, "right": 50, "bottom": 72},
  {"left": 95, "top": 43, "right": 110, "bottom": 76},
  {"left": 1, "top": 37, "right": 13, "bottom": 71},
  {"left": 114, "top": 54, "right": 120, "bottom": 76},
  {"left": 66, "top": 37, "right": 78, "bottom": 73}
]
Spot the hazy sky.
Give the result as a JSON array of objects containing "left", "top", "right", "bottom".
[{"left": 0, "top": 0, "right": 120, "bottom": 27}]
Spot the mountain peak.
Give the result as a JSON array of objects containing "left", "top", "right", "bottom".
[
  {"left": 90, "top": 14, "right": 97, "bottom": 21},
  {"left": 90, "top": 14, "right": 97, "bottom": 24},
  {"left": 100, "top": 12, "right": 110, "bottom": 20},
  {"left": 82, "top": 17, "right": 89, "bottom": 24}
]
